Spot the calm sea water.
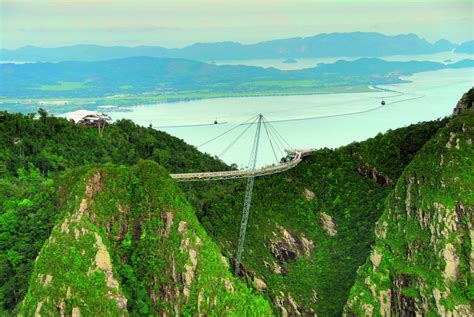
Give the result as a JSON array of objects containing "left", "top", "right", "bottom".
[
  {"left": 212, "top": 52, "right": 474, "bottom": 70},
  {"left": 111, "top": 67, "right": 473, "bottom": 168}
]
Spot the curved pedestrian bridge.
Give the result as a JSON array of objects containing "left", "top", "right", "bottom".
[{"left": 171, "top": 151, "right": 304, "bottom": 182}]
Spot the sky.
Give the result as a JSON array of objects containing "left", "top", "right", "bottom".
[{"left": 1, "top": 0, "right": 472, "bottom": 49}]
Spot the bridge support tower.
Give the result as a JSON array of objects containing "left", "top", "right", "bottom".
[{"left": 235, "top": 114, "right": 263, "bottom": 275}]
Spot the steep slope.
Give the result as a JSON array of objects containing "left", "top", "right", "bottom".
[
  {"left": 18, "top": 161, "right": 272, "bottom": 316},
  {"left": 344, "top": 107, "right": 474, "bottom": 316},
  {"left": 0, "top": 111, "right": 228, "bottom": 176},
  {"left": 183, "top": 119, "right": 448, "bottom": 316},
  {"left": 0, "top": 111, "right": 229, "bottom": 314}
]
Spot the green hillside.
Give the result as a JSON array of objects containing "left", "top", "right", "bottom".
[
  {"left": 1, "top": 89, "right": 472, "bottom": 316},
  {"left": 18, "top": 161, "right": 272, "bottom": 316},
  {"left": 182, "top": 119, "right": 448, "bottom": 316},
  {"left": 344, "top": 100, "right": 474, "bottom": 316},
  {"left": 0, "top": 111, "right": 228, "bottom": 314}
]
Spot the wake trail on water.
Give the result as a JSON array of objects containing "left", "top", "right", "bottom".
[
  {"left": 156, "top": 87, "right": 427, "bottom": 128},
  {"left": 158, "top": 76, "right": 474, "bottom": 129}
]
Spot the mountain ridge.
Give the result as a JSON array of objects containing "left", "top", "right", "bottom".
[{"left": 1, "top": 32, "right": 464, "bottom": 62}]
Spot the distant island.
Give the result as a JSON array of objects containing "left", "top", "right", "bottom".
[
  {"left": 282, "top": 58, "right": 297, "bottom": 64},
  {"left": 0, "top": 57, "right": 472, "bottom": 113}
]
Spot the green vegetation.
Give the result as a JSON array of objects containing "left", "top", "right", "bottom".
[
  {"left": 36, "top": 81, "right": 87, "bottom": 91},
  {"left": 1, "top": 89, "right": 472, "bottom": 316},
  {"left": 2, "top": 56, "right": 471, "bottom": 113},
  {"left": 344, "top": 106, "right": 474, "bottom": 316},
  {"left": 0, "top": 110, "right": 228, "bottom": 314},
  {"left": 0, "top": 85, "right": 374, "bottom": 114},
  {"left": 18, "top": 162, "right": 272, "bottom": 316},
  {"left": 182, "top": 119, "right": 449, "bottom": 316}
]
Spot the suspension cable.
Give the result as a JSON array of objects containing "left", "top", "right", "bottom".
[
  {"left": 197, "top": 114, "right": 259, "bottom": 148},
  {"left": 218, "top": 116, "right": 259, "bottom": 158},
  {"left": 263, "top": 117, "right": 286, "bottom": 156},
  {"left": 262, "top": 118, "right": 280, "bottom": 164},
  {"left": 266, "top": 119, "right": 294, "bottom": 152}
]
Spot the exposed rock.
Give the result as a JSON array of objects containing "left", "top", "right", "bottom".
[
  {"left": 220, "top": 255, "right": 229, "bottom": 268},
  {"left": 269, "top": 225, "right": 314, "bottom": 263},
  {"left": 71, "top": 307, "right": 80, "bottom": 317},
  {"left": 300, "top": 235, "right": 314, "bottom": 254},
  {"left": 165, "top": 212, "right": 174, "bottom": 234},
  {"left": 94, "top": 233, "right": 113, "bottom": 272},
  {"left": 452, "top": 87, "right": 473, "bottom": 115},
  {"left": 446, "top": 132, "right": 457, "bottom": 149},
  {"left": 392, "top": 275, "right": 415, "bottom": 317},
  {"left": 85, "top": 172, "right": 103, "bottom": 198},
  {"left": 34, "top": 300, "right": 45, "bottom": 317},
  {"left": 223, "top": 278, "right": 235, "bottom": 293},
  {"left": 275, "top": 295, "right": 289, "bottom": 317},
  {"left": 73, "top": 227, "right": 81, "bottom": 240},
  {"left": 181, "top": 235, "right": 202, "bottom": 299},
  {"left": 376, "top": 220, "right": 388, "bottom": 239},
  {"left": 117, "top": 202, "right": 129, "bottom": 214},
  {"left": 57, "top": 299, "right": 65, "bottom": 317},
  {"left": 442, "top": 243, "right": 459, "bottom": 280},
  {"left": 370, "top": 250, "right": 382, "bottom": 269},
  {"left": 180, "top": 237, "right": 190, "bottom": 252},
  {"left": 379, "top": 289, "right": 392, "bottom": 316},
  {"left": 254, "top": 277, "right": 267, "bottom": 291},
  {"left": 60, "top": 218, "right": 70, "bottom": 234},
  {"left": 183, "top": 249, "right": 198, "bottom": 298},
  {"left": 178, "top": 221, "right": 187, "bottom": 234},
  {"left": 93, "top": 232, "right": 128, "bottom": 309},
  {"left": 405, "top": 177, "right": 414, "bottom": 217},
  {"left": 303, "top": 188, "right": 315, "bottom": 201},
  {"left": 43, "top": 274, "right": 53, "bottom": 287},
  {"left": 361, "top": 303, "right": 374, "bottom": 316},
  {"left": 319, "top": 212, "right": 337, "bottom": 236},
  {"left": 287, "top": 293, "right": 302, "bottom": 316},
  {"left": 357, "top": 164, "right": 390, "bottom": 185},
  {"left": 263, "top": 260, "right": 284, "bottom": 275}
]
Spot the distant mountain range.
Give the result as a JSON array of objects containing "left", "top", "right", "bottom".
[
  {"left": 455, "top": 40, "right": 474, "bottom": 54},
  {"left": 1, "top": 32, "right": 471, "bottom": 62},
  {"left": 1, "top": 56, "right": 472, "bottom": 99}
]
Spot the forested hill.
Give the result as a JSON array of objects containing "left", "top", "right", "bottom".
[
  {"left": 0, "top": 111, "right": 230, "bottom": 314},
  {"left": 1, "top": 57, "right": 472, "bottom": 98},
  {"left": 17, "top": 161, "right": 273, "bottom": 316},
  {"left": 181, "top": 118, "right": 451, "bottom": 316},
  {"left": 0, "top": 32, "right": 460, "bottom": 62},
  {"left": 1, "top": 89, "right": 473, "bottom": 315},
  {"left": 345, "top": 91, "right": 474, "bottom": 316},
  {"left": 0, "top": 110, "right": 228, "bottom": 176}
]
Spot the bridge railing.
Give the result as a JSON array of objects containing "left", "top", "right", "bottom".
[{"left": 171, "top": 151, "right": 303, "bottom": 182}]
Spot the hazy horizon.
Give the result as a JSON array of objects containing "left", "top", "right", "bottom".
[
  {"left": 1, "top": 0, "right": 472, "bottom": 49},
  {"left": 1, "top": 31, "right": 472, "bottom": 51}
]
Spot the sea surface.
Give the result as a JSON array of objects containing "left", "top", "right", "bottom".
[{"left": 111, "top": 67, "right": 473, "bottom": 168}]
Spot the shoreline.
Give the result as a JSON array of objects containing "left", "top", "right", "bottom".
[{"left": 0, "top": 85, "right": 379, "bottom": 114}]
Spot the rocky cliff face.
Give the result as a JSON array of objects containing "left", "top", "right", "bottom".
[
  {"left": 18, "top": 161, "right": 272, "bottom": 316},
  {"left": 185, "top": 119, "right": 447, "bottom": 316},
  {"left": 452, "top": 87, "right": 473, "bottom": 116},
  {"left": 344, "top": 107, "right": 474, "bottom": 316}
]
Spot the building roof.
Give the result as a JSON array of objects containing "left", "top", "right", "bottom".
[{"left": 64, "top": 110, "right": 110, "bottom": 123}]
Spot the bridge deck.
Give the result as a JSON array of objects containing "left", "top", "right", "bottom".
[{"left": 171, "top": 151, "right": 304, "bottom": 182}]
